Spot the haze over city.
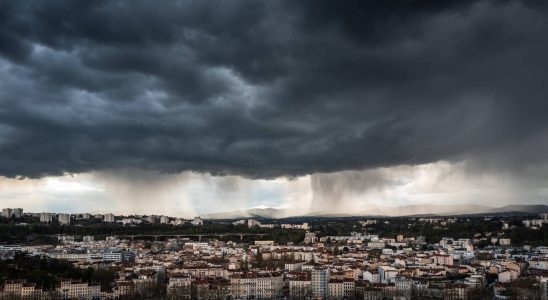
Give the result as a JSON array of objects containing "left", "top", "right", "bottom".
[{"left": 1, "top": 0, "right": 548, "bottom": 217}]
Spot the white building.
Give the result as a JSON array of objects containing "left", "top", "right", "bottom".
[
  {"left": 540, "top": 275, "right": 548, "bottom": 300},
  {"left": 12, "top": 208, "right": 23, "bottom": 218},
  {"left": 119, "top": 218, "right": 142, "bottom": 225},
  {"left": 285, "top": 262, "right": 306, "bottom": 272},
  {"left": 57, "top": 280, "right": 101, "bottom": 299},
  {"left": 48, "top": 250, "right": 88, "bottom": 261},
  {"left": 191, "top": 216, "right": 204, "bottom": 226},
  {"left": 1, "top": 208, "right": 11, "bottom": 218},
  {"left": 281, "top": 223, "right": 310, "bottom": 230},
  {"left": 328, "top": 279, "right": 355, "bottom": 299},
  {"left": 395, "top": 277, "right": 413, "bottom": 295},
  {"left": 363, "top": 270, "right": 380, "bottom": 283},
  {"left": 104, "top": 213, "right": 115, "bottom": 223},
  {"left": 230, "top": 272, "right": 283, "bottom": 299},
  {"left": 498, "top": 270, "right": 518, "bottom": 283},
  {"left": 378, "top": 266, "right": 398, "bottom": 283},
  {"left": 289, "top": 276, "right": 311, "bottom": 298},
  {"left": 2, "top": 280, "right": 45, "bottom": 299},
  {"left": 172, "top": 218, "right": 185, "bottom": 226},
  {"left": 147, "top": 215, "right": 157, "bottom": 224},
  {"left": 499, "top": 238, "right": 511, "bottom": 246},
  {"left": 58, "top": 236, "right": 75, "bottom": 243},
  {"left": 105, "top": 236, "right": 119, "bottom": 247},
  {"left": 523, "top": 219, "right": 546, "bottom": 227},
  {"left": 103, "top": 249, "right": 135, "bottom": 263},
  {"left": 2, "top": 208, "right": 23, "bottom": 218},
  {"left": 248, "top": 219, "right": 262, "bottom": 228},
  {"left": 433, "top": 254, "right": 454, "bottom": 266},
  {"left": 167, "top": 276, "right": 191, "bottom": 297},
  {"left": 233, "top": 219, "right": 246, "bottom": 226},
  {"left": 40, "top": 212, "right": 53, "bottom": 223},
  {"left": 304, "top": 232, "right": 317, "bottom": 244},
  {"left": 368, "top": 242, "right": 386, "bottom": 249},
  {"left": 58, "top": 213, "right": 71, "bottom": 225}
]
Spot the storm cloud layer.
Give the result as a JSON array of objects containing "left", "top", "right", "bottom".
[{"left": 1, "top": 0, "right": 548, "bottom": 179}]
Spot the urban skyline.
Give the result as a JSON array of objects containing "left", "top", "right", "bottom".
[{"left": 2, "top": 205, "right": 548, "bottom": 299}]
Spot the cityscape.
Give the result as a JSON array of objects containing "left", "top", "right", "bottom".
[
  {"left": 2, "top": 207, "right": 548, "bottom": 299},
  {"left": 2, "top": 0, "right": 548, "bottom": 299}
]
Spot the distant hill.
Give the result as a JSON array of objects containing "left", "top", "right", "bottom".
[
  {"left": 390, "top": 204, "right": 492, "bottom": 216},
  {"left": 202, "top": 204, "right": 548, "bottom": 219},
  {"left": 488, "top": 204, "right": 548, "bottom": 214},
  {"left": 302, "top": 212, "right": 359, "bottom": 218},
  {"left": 203, "top": 208, "right": 288, "bottom": 219},
  {"left": 306, "top": 204, "right": 493, "bottom": 217}
]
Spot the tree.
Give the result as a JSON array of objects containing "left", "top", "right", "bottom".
[{"left": 255, "top": 249, "right": 264, "bottom": 268}]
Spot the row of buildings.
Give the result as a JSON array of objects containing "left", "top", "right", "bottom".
[
  {"left": 2, "top": 280, "right": 101, "bottom": 299},
  {"left": 2, "top": 216, "right": 548, "bottom": 299},
  {"left": 1, "top": 209, "right": 206, "bottom": 226},
  {"left": 233, "top": 219, "right": 310, "bottom": 230},
  {"left": 1, "top": 208, "right": 23, "bottom": 219}
]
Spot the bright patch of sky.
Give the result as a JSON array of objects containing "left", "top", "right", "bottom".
[{"left": 0, "top": 160, "right": 545, "bottom": 217}]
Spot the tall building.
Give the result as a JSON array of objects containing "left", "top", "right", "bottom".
[
  {"left": 311, "top": 267, "right": 329, "bottom": 299},
  {"left": 395, "top": 277, "right": 413, "bottom": 297},
  {"left": 167, "top": 276, "right": 192, "bottom": 299},
  {"left": 58, "top": 213, "right": 71, "bottom": 225},
  {"left": 304, "top": 232, "right": 317, "bottom": 244},
  {"left": 247, "top": 219, "right": 262, "bottom": 228},
  {"left": 1, "top": 208, "right": 12, "bottom": 218},
  {"left": 297, "top": 222, "right": 310, "bottom": 230},
  {"left": 289, "top": 273, "right": 312, "bottom": 299},
  {"left": 40, "top": 212, "right": 53, "bottom": 223},
  {"left": 82, "top": 213, "right": 91, "bottom": 219},
  {"left": 104, "top": 213, "right": 115, "bottom": 223},
  {"left": 540, "top": 275, "right": 548, "bottom": 300},
  {"left": 160, "top": 216, "right": 169, "bottom": 224},
  {"left": 12, "top": 208, "right": 23, "bottom": 218},
  {"left": 2, "top": 208, "right": 23, "bottom": 218},
  {"left": 378, "top": 266, "right": 398, "bottom": 283}
]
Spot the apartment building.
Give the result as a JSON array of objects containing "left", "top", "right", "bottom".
[{"left": 230, "top": 271, "right": 283, "bottom": 299}]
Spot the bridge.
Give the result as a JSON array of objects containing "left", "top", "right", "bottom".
[{"left": 113, "top": 233, "right": 271, "bottom": 241}]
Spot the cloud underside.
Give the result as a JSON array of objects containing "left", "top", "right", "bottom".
[
  {"left": 0, "top": 0, "right": 548, "bottom": 180},
  {"left": 1, "top": 160, "right": 546, "bottom": 216}
]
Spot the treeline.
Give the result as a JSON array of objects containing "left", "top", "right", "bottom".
[
  {"left": 0, "top": 254, "right": 116, "bottom": 289},
  {"left": 0, "top": 222, "right": 305, "bottom": 244},
  {"left": 310, "top": 216, "right": 548, "bottom": 247},
  {"left": 5, "top": 216, "right": 545, "bottom": 247}
]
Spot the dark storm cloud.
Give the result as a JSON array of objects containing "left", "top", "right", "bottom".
[{"left": 1, "top": 0, "right": 548, "bottom": 178}]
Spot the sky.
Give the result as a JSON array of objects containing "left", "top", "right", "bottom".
[{"left": 1, "top": 0, "right": 548, "bottom": 217}]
